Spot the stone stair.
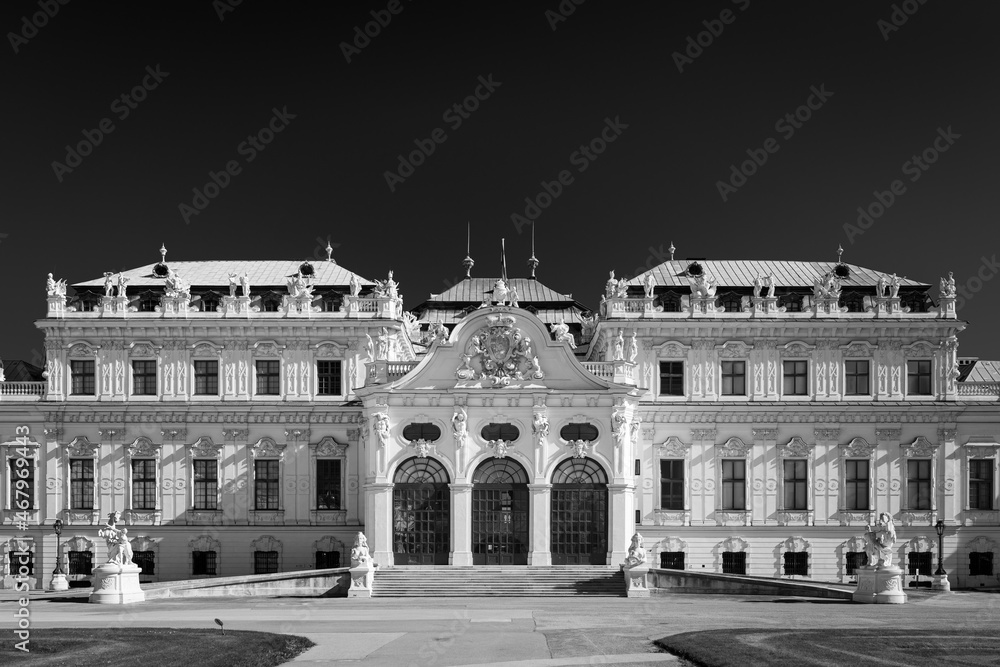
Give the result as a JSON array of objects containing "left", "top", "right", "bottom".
[{"left": 373, "top": 567, "right": 625, "bottom": 597}]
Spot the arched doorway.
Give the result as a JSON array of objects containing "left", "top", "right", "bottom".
[
  {"left": 393, "top": 457, "right": 450, "bottom": 565},
  {"left": 550, "top": 457, "right": 608, "bottom": 565},
  {"left": 472, "top": 458, "right": 529, "bottom": 565}
]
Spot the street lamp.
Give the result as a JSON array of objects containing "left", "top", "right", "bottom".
[
  {"left": 48, "top": 518, "right": 69, "bottom": 591},
  {"left": 932, "top": 519, "right": 951, "bottom": 592}
]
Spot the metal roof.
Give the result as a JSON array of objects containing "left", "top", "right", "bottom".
[
  {"left": 426, "top": 278, "right": 577, "bottom": 303},
  {"left": 627, "top": 261, "right": 929, "bottom": 290},
  {"left": 74, "top": 260, "right": 373, "bottom": 289},
  {"left": 962, "top": 360, "right": 1000, "bottom": 384},
  {"left": 417, "top": 307, "right": 586, "bottom": 325}
]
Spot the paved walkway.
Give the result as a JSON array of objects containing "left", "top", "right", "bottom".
[{"left": 8, "top": 590, "right": 997, "bottom": 666}]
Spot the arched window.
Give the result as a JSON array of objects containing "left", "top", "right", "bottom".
[
  {"left": 481, "top": 423, "right": 520, "bottom": 442},
  {"left": 552, "top": 457, "right": 608, "bottom": 485},
  {"left": 559, "top": 423, "right": 599, "bottom": 442},
  {"left": 659, "top": 293, "right": 682, "bottom": 312},
  {"left": 781, "top": 293, "right": 803, "bottom": 312},
  {"left": 402, "top": 423, "right": 442, "bottom": 442},
  {"left": 719, "top": 292, "right": 743, "bottom": 313},
  {"left": 393, "top": 457, "right": 449, "bottom": 484},
  {"left": 473, "top": 458, "right": 528, "bottom": 484}
]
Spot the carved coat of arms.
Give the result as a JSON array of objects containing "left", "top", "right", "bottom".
[{"left": 456, "top": 315, "right": 544, "bottom": 386}]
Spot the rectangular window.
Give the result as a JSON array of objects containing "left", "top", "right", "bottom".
[
  {"left": 71, "top": 360, "right": 95, "bottom": 395},
  {"left": 131, "top": 360, "right": 157, "bottom": 395},
  {"left": 316, "top": 459, "right": 342, "bottom": 510},
  {"left": 721, "top": 459, "right": 746, "bottom": 510},
  {"left": 907, "top": 360, "right": 933, "bottom": 395},
  {"left": 907, "top": 551, "right": 932, "bottom": 576},
  {"left": 783, "top": 552, "right": 808, "bottom": 576},
  {"left": 845, "top": 360, "right": 870, "bottom": 395},
  {"left": 906, "top": 459, "right": 932, "bottom": 510},
  {"left": 68, "top": 550, "right": 93, "bottom": 576},
  {"left": 845, "top": 460, "right": 870, "bottom": 511},
  {"left": 9, "top": 457, "right": 34, "bottom": 511},
  {"left": 255, "top": 459, "right": 280, "bottom": 510},
  {"left": 722, "top": 551, "right": 746, "bottom": 575},
  {"left": 969, "top": 460, "right": 994, "bottom": 510},
  {"left": 316, "top": 550, "right": 340, "bottom": 569},
  {"left": 192, "top": 550, "right": 217, "bottom": 576},
  {"left": 254, "top": 550, "right": 279, "bottom": 574},
  {"left": 130, "top": 459, "right": 157, "bottom": 511},
  {"left": 70, "top": 459, "right": 94, "bottom": 510},
  {"left": 660, "top": 460, "right": 685, "bottom": 511},
  {"left": 659, "top": 361, "right": 684, "bottom": 396},
  {"left": 255, "top": 360, "right": 280, "bottom": 395},
  {"left": 194, "top": 360, "right": 219, "bottom": 395},
  {"left": 783, "top": 459, "right": 808, "bottom": 510},
  {"left": 970, "top": 552, "right": 994, "bottom": 577},
  {"left": 317, "top": 360, "right": 343, "bottom": 396},
  {"left": 8, "top": 550, "right": 32, "bottom": 576},
  {"left": 782, "top": 360, "right": 808, "bottom": 396},
  {"left": 846, "top": 551, "right": 869, "bottom": 576},
  {"left": 721, "top": 360, "right": 746, "bottom": 396},
  {"left": 133, "top": 551, "right": 155, "bottom": 576},
  {"left": 193, "top": 459, "right": 218, "bottom": 510},
  {"left": 660, "top": 552, "right": 685, "bottom": 570}
]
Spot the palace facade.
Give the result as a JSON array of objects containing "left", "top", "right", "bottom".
[{"left": 2, "top": 247, "right": 999, "bottom": 591}]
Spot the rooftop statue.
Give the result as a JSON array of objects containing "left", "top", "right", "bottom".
[
  {"left": 239, "top": 272, "right": 251, "bottom": 298},
  {"left": 690, "top": 273, "right": 717, "bottom": 298},
  {"left": 350, "top": 273, "right": 362, "bottom": 297},
  {"left": 940, "top": 272, "right": 957, "bottom": 298},
  {"left": 605, "top": 270, "right": 617, "bottom": 298},
  {"left": 46, "top": 273, "right": 67, "bottom": 297},
  {"left": 164, "top": 267, "right": 190, "bottom": 299},
  {"left": 614, "top": 277, "right": 629, "bottom": 299},
  {"left": 753, "top": 273, "right": 763, "bottom": 299},
  {"left": 877, "top": 274, "right": 888, "bottom": 298},
  {"left": 228, "top": 272, "right": 239, "bottom": 297},
  {"left": 286, "top": 271, "right": 313, "bottom": 299},
  {"left": 117, "top": 273, "right": 129, "bottom": 295},
  {"left": 643, "top": 274, "right": 656, "bottom": 299},
  {"left": 492, "top": 278, "right": 509, "bottom": 305},
  {"left": 104, "top": 272, "right": 116, "bottom": 297},
  {"left": 612, "top": 328, "right": 625, "bottom": 361},
  {"left": 888, "top": 273, "right": 903, "bottom": 298},
  {"left": 764, "top": 272, "right": 776, "bottom": 298},
  {"left": 813, "top": 271, "right": 841, "bottom": 299},
  {"left": 508, "top": 285, "right": 519, "bottom": 307},
  {"left": 550, "top": 319, "right": 576, "bottom": 349}
]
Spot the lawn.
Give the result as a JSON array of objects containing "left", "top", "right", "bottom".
[
  {"left": 657, "top": 628, "right": 1000, "bottom": 666},
  {"left": 1, "top": 628, "right": 314, "bottom": 666}
]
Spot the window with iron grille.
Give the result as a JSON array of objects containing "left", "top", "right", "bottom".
[
  {"left": 845, "top": 459, "right": 870, "bottom": 510},
  {"left": 9, "top": 457, "right": 34, "bottom": 510},
  {"left": 132, "top": 360, "right": 157, "bottom": 395},
  {"left": 193, "top": 459, "right": 218, "bottom": 510},
  {"left": 846, "top": 551, "right": 868, "bottom": 575},
  {"left": 907, "top": 551, "right": 932, "bottom": 576},
  {"left": 907, "top": 360, "right": 933, "bottom": 395},
  {"left": 659, "top": 361, "right": 684, "bottom": 396},
  {"left": 316, "top": 551, "right": 340, "bottom": 568},
  {"left": 316, "top": 459, "right": 341, "bottom": 510},
  {"left": 131, "top": 459, "right": 157, "bottom": 510},
  {"left": 8, "top": 550, "right": 32, "bottom": 576},
  {"left": 194, "top": 360, "right": 219, "bottom": 395},
  {"left": 782, "top": 360, "right": 808, "bottom": 396},
  {"left": 970, "top": 552, "right": 994, "bottom": 577},
  {"left": 721, "top": 360, "right": 746, "bottom": 396},
  {"left": 722, "top": 459, "right": 746, "bottom": 510},
  {"left": 255, "top": 360, "right": 280, "bottom": 395},
  {"left": 255, "top": 459, "right": 280, "bottom": 510},
  {"left": 660, "top": 551, "right": 685, "bottom": 570},
  {"left": 317, "top": 360, "right": 342, "bottom": 396},
  {"left": 70, "top": 459, "right": 94, "bottom": 510},
  {"left": 254, "top": 550, "right": 279, "bottom": 574},
  {"left": 71, "top": 360, "right": 95, "bottom": 395},
  {"left": 192, "top": 550, "right": 217, "bottom": 576},
  {"left": 906, "top": 459, "right": 932, "bottom": 510},
  {"left": 783, "top": 459, "right": 808, "bottom": 510},
  {"left": 722, "top": 551, "right": 746, "bottom": 575},
  {"left": 68, "top": 550, "right": 93, "bottom": 576},
  {"left": 969, "top": 460, "right": 994, "bottom": 510},
  {"left": 660, "top": 460, "right": 684, "bottom": 511},
  {"left": 133, "top": 550, "right": 155, "bottom": 576},
  {"left": 845, "top": 360, "right": 870, "bottom": 395},
  {"left": 783, "top": 551, "right": 808, "bottom": 576}
]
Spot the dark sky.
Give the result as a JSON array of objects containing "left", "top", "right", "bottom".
[{"left": 2, "top": 0, "right": 998, "bottom": 365}]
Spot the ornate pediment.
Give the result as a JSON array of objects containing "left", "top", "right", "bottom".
[
  {"left": 721, "top": 536, "right": 749, "bottom": 553},
  {"left": 68, "top": 342, "right": 97, "bottom": 357},
  {"left": 192, "top": 342, "right": 222, "bottom": 357},
  {"left": 253, "top": 341, "right": 284, "bottom": 357},
  {"left": 841, "top": 437, "right": 875, "bottom": 458},
  {"left": 65, "top": 436, "right": 99, "bottom": 458},
  {"left": 189, "top": 437, "right": 223, "bottom": 459},
  {"left": 717, "top": 437, "right": 751, "bottom": 458},
  {"left": 901, "top": 436, "right": 938, "bottom": 458},
  {"left": 842, "top": 341, "right": 875, "bottom": 358},
  {"left": 657, "top": 436, "right": 690, "bottom": 459},
  {"left": 251, "top": 437, "right": 287, "bottom": 459},
  {"left": 903, "top": 341, "right": 937, "bottom": 358},
  {"left": 126, "top": 437, "right": 161, "bottom": 458},
  {"left": 781, "top": 341, "right": 814, "bottom": 357},
  {"left": 189, "top": 535, "right": 220, "bottom": 551},
  {"left": 315, "top": 342, "right": 345, "bottom": 358},
  {"left": 455, "top": 314, "right": 543, "bottom": 386},
  {"left": 655, "top": 340, "right": 689, "bottom": 359},
  {"left": 785, "top": 536, "right": 809, "bottom": 553},
  {"left": 129, "top": 341, "right": 159, "bottom": 358},
  {"left": 778, "top": 437, "right": 812, "bottom": 458},
  {"left": 312, "top": 437, "right": 347, "bottom": 457},
  {"left": 718, "top": 341, "right": 752, "bottom": 358}
]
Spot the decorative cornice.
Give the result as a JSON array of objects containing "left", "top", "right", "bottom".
[
  {"left": 813, "top": 427, "right": 840, "bottom": 441},
  {"left": 875, "top": 428, "right": 902, "bottom": 441},
  {"left": 689, "top": 428, "right": 717, "bottom": 442},
  {"left": 752, "top": 428, "right": 778, "bottom": 441}
]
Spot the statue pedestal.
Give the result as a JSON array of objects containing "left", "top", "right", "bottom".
[
  {"left": 932, "top": 574, "right": 952, "bottom": 592},
  {"left": 48, "top": 572, "right": 69, "bottom": 592},
  {"left": 853, "top": 566, "right": 906, "bottom": 604},
  {"left": 751, "top": 296, "right": 780, "bottom": 316},
  {"left": 611, "top": 361, "right": 636, "bottom": 385},
  {"left": 348, "top": 561, "right": 375, "bottom": 598},
  {"left": 690, "top": 296, "right": 718, "bottom": 316},
  {"left": 89, "top": 563, "right": 145, "bottom": 604},
  {"left": 937, "top": 296, "right": 957, "bottom": 319},
  {"left": 622, "top": 564, "right": 650, "bottom": 598},
  {"left": 874, "top": 297, "right": 904, "bottom": 316}
]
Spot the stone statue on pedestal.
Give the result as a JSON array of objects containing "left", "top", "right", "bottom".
[
  {"left": 228, "top": 273, "right": 239, "bottom": 297},
  {"left": 605, "top": 270, "right": 617, "bottom": 298},
  {"left": 753, "top": 273, "right": 763, "bottom": 299},
  {"left": 47, "top": 273, "right": 67, "bottom": 297},
  {"left": 350, "top": 532, "right": 371, "bottom": 566},
  {"left": 764, "top": 273, "right": 776, "bottom": 298},
  {"left": 452, "top": 406, "right": 468, "bottom": 448},
  {"left": 643, "top": 274, "right": 655, "bottom": 299},
  {"left": 239, "top": 272, "right": 251, "bottom": 298},
  {"left": 350, "top": 274, "right": 362, "bottom": 298},
  {"left": 623, "top": 532, "right": 647, "bottom": 568},
  {"left": 864, "top": 512, "right": 897, "bottom": 568},
  {"left": 940, "top": 272, "right": 956, "bottom": 298},
  {"left": 888, "top": 274, "right": 903, "bottom": 298},
  {"left": 104, "top": 272, "right": 116, "bottom": 297},
  {"left": 550, "top": 320, "right": 576, "bottom": 349},
  {"left": 98, "top": 511, "right": 134, "bottom": 566}
]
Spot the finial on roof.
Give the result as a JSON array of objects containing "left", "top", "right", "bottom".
[
  {"left": 527, "top": 221, "right": 539, "bottom": 280},
  {"left": 462, "top": 222, "right": 474, "bottom": 279},
  {"left": 326, "top": 240, "right": 334, "bottom": 262},
  {"left": 669, "top": 242, "right": 675, "bottom": 261},
  {"left": 837, "top": 244, "right": 844, "bottom": 263},
  {"left": 160, "top": 243, "right": 167, "bottom": 262}
]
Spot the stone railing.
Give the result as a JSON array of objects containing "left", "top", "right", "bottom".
[
  {"left": 958, "top": 383, "right": 1000, "bottom": 398},
  {"left": 582, "top": 362, "right": 614, "bottom": 380},
  {"left": 385, "top": 362, "right": 419, "bottom": 382},
  {"left": 0, "top": 382, "right": 46, "bottom": 400}
]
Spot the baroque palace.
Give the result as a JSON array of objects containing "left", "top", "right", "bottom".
[{"left": 2, "top": 243, "right": 999, "bottom": 591}]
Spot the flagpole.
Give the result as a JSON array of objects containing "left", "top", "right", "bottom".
[{"left": 501, "top": 238, "right": 507, "bottom": 283}]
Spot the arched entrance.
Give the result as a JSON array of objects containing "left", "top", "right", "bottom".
[
  {"left": 550, "top": 457, "right": 608, "bottom": 565},
  {"left": 393, "top": 457, "right": 450, "bottom": 565},
  {"left": 472, "top": 458, "right": 529, "bottom": 565}
]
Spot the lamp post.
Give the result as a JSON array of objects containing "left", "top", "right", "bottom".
[
  {"left": 48, "top": 518, "right": 69, "bottom": 591},
  {"left": 932, "top": 519, "right": 951, "bottom": 592}
]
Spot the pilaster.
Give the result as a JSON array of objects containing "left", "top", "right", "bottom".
[{"left": 527, "top": 483, "right": 551, "bottom": 566}]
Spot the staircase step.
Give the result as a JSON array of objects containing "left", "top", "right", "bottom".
[{"left": 373, "top": 568, "right": 625, "bottom": 598}]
